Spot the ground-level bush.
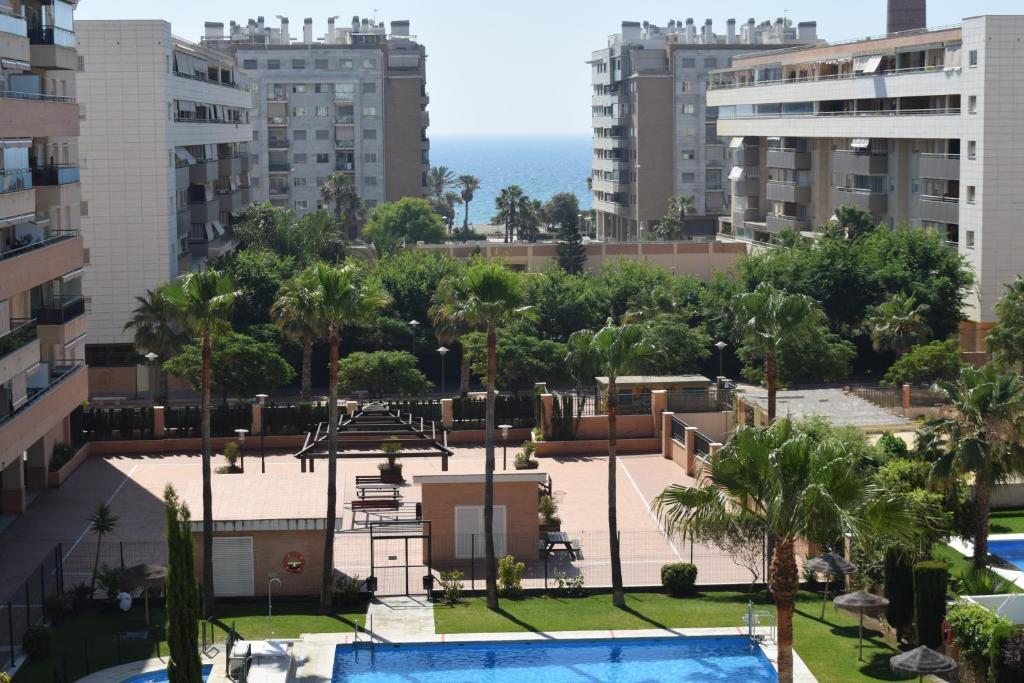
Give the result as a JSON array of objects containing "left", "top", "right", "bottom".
[
  {"left": 661, "top": 563, "right": 698, "bottom": 597},
  {"left": 439, "top": 570, "right": 464, "bottom": 605},
  {"left": 22, "top": 625, "right": 50, "bottom": 659},
  {"left": 498, "top": 555, "right": 526, "bottom": 599},
  {"left": 947, "top": 600, "right": 1011, "bottom": 681},
  {"left": 913, "top": 560, "right": 948, "bottom": 648},
  {"left": 989, "top": 622, "right": 1024, "bottom": 683},
  {"left": 333, "top": 573, "right": 363, "bottom": 609}
]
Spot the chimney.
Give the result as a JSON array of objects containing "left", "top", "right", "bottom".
[
  {"left": 326, "top": 16, "right": 336, "bottom": 43},
  {"left": 726, "top": 18, "right": 736, "bottom": 43},
  {"left": 703, "top": 18, "right": 713, "bottom": 43},
  {"left": 303, "top": 17, "right": 312, "bottom": 44},
  {"left": 204, "top": 22, "right": 224, "bottom": 40},
  {"left": 352, "top": 16, "right": 360, "bottom": 32},
  {"left": 774, "top": 17, "right": 785, "bottom": 42},
  {"left": 391, "top": 20, "right": 410, "bottom": 37},
  {"left": 257, "top": 16, "right": 264, "bottom": 31},
  {"left": 279, "top": 16, "right": 289, "bottom": 43},
  {"left": 887, "top": 0, "right": 926, "bottom": 34},
  {"left": 685, "top": 18, "right": 695, "bottom": 44},
  {"left": 797, "top": 21, "right": 817, "bottom": 42}
]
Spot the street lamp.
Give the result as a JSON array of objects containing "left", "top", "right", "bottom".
[
  {"left": 256, "top": 394, "right": 269, "bottom": 473},
  {"left": 437, "top": 347, "right": 449, "bottom": 396},
  {"left": 409, "top": 319, "right": 420, "bottom": 355},
  {"left": 499, "top": 424, "right": 512, "bottom": 471},
  {"left": 714, "top": 341, "right": 728, "bottom": 379},
  {"left": 144, "top": 352, "right": 158, "bottom": 403},
  {"left": 267, "top": 573, "right": 281, "bottom": 637},
  {"left": 234, "top": 429, "right": 248, "bottom": 473}
]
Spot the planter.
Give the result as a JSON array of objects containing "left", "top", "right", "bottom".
[
  {"left": 47, "top": 443, "right": 92, "bottom": 487},
  {"left": 539, "top": 520, "right": 561, "bottom": 534},
  {"left": 379, "top": 469, "right": 404, "bottom": 484},
  {"left": 514, "top": 459, "right": 539, "bottom": 470}
]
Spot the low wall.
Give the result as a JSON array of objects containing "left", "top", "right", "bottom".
[
  {"left": 534, "top": 438, "right": 661, "bottom": 457},
  {"left": 667, "top": 436, "right": 688, "bottom": 471},
  {"left": 445, "top": 428, "right": 532, "bottom": 446},
  {"left": 86, "top": 435, "right": 306, "bottom": 456},
  {"left": 46, "top": 442, "right": 92, "bottom": 487},
  {"left": 573, "top": 414, "right": 654, "bottom": 440},
  {"left": 673, "top": 411, "right": 732, "bottom": 443},
  {"left": 992, "top": 482, "right": 1024, "bottom": 509}
]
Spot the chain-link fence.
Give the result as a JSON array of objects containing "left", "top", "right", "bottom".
[
  {"left": 61, "top": 541, "right": 168, "bottom": 594},
  {"left": 0, "top": 545, "right": 63, "bottom": 671}
]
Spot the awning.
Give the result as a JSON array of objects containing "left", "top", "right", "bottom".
[
  {"left": 854, "top": 55, "right": 883, "bottom": 73},
  {"left": 851, "top": 138, "right": 870, "bottom": 149},
  {"left": 174, "top": 148, "right": 196, "bottom": 165},
  {"left": 729, "top": 136, "right": 745, "bottom": 149},
  {"left": 175, "top": 100, "right": 196, "bottom": 114},
  {"left": 0, "top": 138, "right": 31, "bottom": 148},
  {"left": 728, "top": 166, "right": 744, "bottom": 181},
  {"left": 211, "top": 220, "right": 225, "bottom": 237},
  {"left": 60, "top": 267, "right": 86, "bottom": 282},
  {"left": 201, "top": 223, "right": 216, "bottom": 241},
  {"left": 0, "top": 59, "right": 30, "bottom": 71},
  {"left": 767, "top": 136, "right": 782, "bottom": 142}
]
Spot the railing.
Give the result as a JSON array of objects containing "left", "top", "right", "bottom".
[
  {"left": 451, "top": 395, "right": 535, "bottom": 429},
  {"left": 0, "top": 318, "right": 36, "bottom": 358},
  {"left": 721, "top": 107, "right": 960, "bottom": 120},
  {"left": 335, "top": 139, "right": 355, "bottom": 148},
  {"left": 920, "top": 194, "right": 960, "bottom": 204},
  {"left": 0, "top": 230, "right": 78, "bottom": 261},
  {"left": 173, "top": 69, "right": 240, "bottom": 89},
  {"left": 267, "top": 93, "right": 288, "bottom": 102},
  {"left": 32, "top": 295, "right": 85, "bottom": 325},
  {"left": 268, "top": 163, "right": 291, "bottom": 172},
  {"left": 0, "top": 545, "right": 62, "bottom": 672},
  {"left": 670, "top": 414, "right": 687, "bottom": 444},
  {"left": 0, "top": 89, "right": 74, "bottom": 103},
  {"left": 666, "top": 389, "right": 733, "bottom": 413},
  {"left": 834, "top": 186, "right": 885, "bottom": 196},
  {"left": 920, "top": 152, "right": 961, "bottom": 160},
  {"left": 164, "top": 404, "right": 252, "bottom": 438},
  {"left": 693, "top": 430, "right": 713, "bottom": 458},
  {"left": 267, "top": 139, "right": 290, "bottom": 149},
  {"left": 0, "top": 7, "right": 27, "bottom": 38},
  {"left": 267, "top": 116, "right": 288, "bottom": 125},
  {"left": 28, "top": 24, "right": 75, "bottom": 48},
  {"left": 0, "top": 361, "right": 83, "bottom": 431},
  {"left": 268, "top": 186, "right": 290, "bottom": 196},
  {"left": 174, "top": 114, "right": 245, "bottom": 124},
  {"left": 335, "top": 163, "right": 355, "bottom": 172},
  {"left": 335, "top": 116, "right": 355, "bottom": 124},
  {"left": 31, "top": 164, "right": 80, "bottom": 185},
  {"left": 0, "top": 168, "right": 31, "bottom": 193},
  {"left": 708, "top": 63, "right": 957, "bottom": 91},
  {"left": 833, "top": 150, "right": 888, "bottom": 157}
]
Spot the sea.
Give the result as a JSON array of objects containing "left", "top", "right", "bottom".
[{"left": 429, "top": 134, "right": 593, "bottom": 226}]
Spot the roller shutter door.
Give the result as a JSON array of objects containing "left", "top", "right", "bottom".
[{"left": 212, "top": 537, "right": 254, "bottom": 597}]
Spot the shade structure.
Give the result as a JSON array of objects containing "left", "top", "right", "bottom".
[
  {"left": 119, "top": 563, "right": 166, "bottom": 625},
  {"left": 834, "top": 590, "right": 889, "bottom": 661},
  {"left": 806, "top": 553, "right": 858, "bottom": 619},
  {"left": 890, "top": 646, "right": 956, "bottom": 678}
]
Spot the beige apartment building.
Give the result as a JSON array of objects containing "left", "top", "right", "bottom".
[
  {"left": 0, "top": 0, "right": 87, "bottom": 514},
  {"left": 707, "top": 7, "right": 1024, "bottom": 346}
]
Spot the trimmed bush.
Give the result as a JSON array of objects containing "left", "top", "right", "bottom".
[
  {"left": 884, "top": 550, "right": 914, "bottom": 635},
  {"left": 498, "top": 555, "right": 526, "bottom": 599},
  {"left": 989, "top": 622, "right": 1024, "bottom": 683},
  {"left": 439, "top": 570, "right": 464, "bottom": 605},
  {"left": 333, "top": 573, "right": 363, "bottom": 608},
  {"left": 22, "top": 625, "right": 50, "bottom": 659},
  {"left": 913, "top": 560, "right": 949, "bottom": 648},
  {"left": 661, "top": 563, "right": 698, "bottom": 597},
  {"left": 44, "top": 592, "right": 73, "bottom": 626},
  {"left": 947, "top": 600, "right": 1011, "bottom": 681},
  {"left": 48, "top": 442, "right": 77, "bottom": 472}
]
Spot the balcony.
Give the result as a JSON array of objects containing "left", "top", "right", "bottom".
[
  {"left": 268, "top": 163, "right": 291, "bottom": 173},
  {"left": 189, "top": 159, "right": 219, "bottom": 184},
  {"left": 269, "top": 186, "right": 290, "bottom": 198},
  {"left": 268, "top": 139, "right": 290, "bottom": 150},
  {"left": 32, "top": 295, "right": 85, "bottom": 325},
  {"left": 831, "top": 187, "right": 888, "bottom": 215},
  {"left": 190, "top": 235, "right": 237, "bottom": 263},
  {"left": 176, "top": 208, "right": 190, "bottom": 238},
  {"left": 216, "top": 187, "right": 243, "bottom": 213},
  {"left": 0, "top": 360, "right": 87, "bottom": 464},
  {"left": 0, "top": 319, "right": 38, "bottom": 386},
  {"left": 767, "top": 214, "right": 810, "bottom": 233},
  {"left": 0, "top": 231, "right": 82, "bottom": 301},
  {"left": 766, "top": 149, "right": 811, "bottom": 170},
  {"left": 919, "top": 153, "right": 960, "bottom": 181},
  {"left": 219, "top": 156, "right": 242, "bottom": 177},
  {"left": 172, "top": 70, "right": 240, "bottom": 90},
  {"left": 732, "top": 178, "right": 759, "bottom": 197},
  {"left": 240, "top": 155, "right": 251, "bottom": 173},
  {"left": 0, "top": 8, "right": 27, "bottom": 39},
  {"left": 766, "top": 180, "right": 811, "bottom": 204},
  {"left": 267, "top": 92, "right": 287, "bottom": 102},
  {"left": 592, "top": 136, "right": 629, "bottom": 151},
  {"left": 332, "top": 92, "right": 354, "bottom": 103},
  {"left": 919, "top": 195, "right": 960, "bottom": 224},
  {"left": 335, "top": 139, "right": 355, "bottom": 150},
  {"left": 334, "top": 116, "right": 355, "bottom": 125},
  {"left": 28, "top": 25, "right": 76, "bottom": 70},
  {"left": 31, "top": 164, "right": 79, "bottom": 186},
  {"left": 832, "top": 151, "right": 888, "bottom": 175},
  {"left": 334, "top": 162, "right": 354, "bottom": 173},
  {"left": 0, "top": 91, "right": 77, "bottom": 137},
  {"left": 189, "top": 197, "right": 220, "bottom": 223},
  {"left": 267, "top": 116, "right": 288, "bottom": 127}
]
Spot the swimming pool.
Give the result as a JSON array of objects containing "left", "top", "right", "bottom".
[
  {"left": 332, "top": 636, "right": 776, "bottom": 682},
  {"left": 990, "top": 539, "right": 1024, "bottom": 572},
  {"left": 121, "top": 663, "right": 212, "bottom": 683}
]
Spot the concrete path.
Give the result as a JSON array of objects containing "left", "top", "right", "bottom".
[{"left": 365, "top": 596, "right": 436, "bottom": 642}]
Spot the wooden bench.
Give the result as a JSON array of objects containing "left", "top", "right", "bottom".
[
  {"left": 349, "top": 498, "right": 401, "bottom": 526},
  {"left": 355, "top": 475, "right": 383, "bottom": 485}
]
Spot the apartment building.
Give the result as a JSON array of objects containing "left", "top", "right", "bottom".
[
  {"left": 707, "top": 9, "right": 1023, "bottom": 347},
  {"left": 201, "top": 15, "right": 429, "bottom": 223},
  {"left": 589, "top": 17, "right": 819, "bottom": 242},
  {"left": 0, "top": 0, "right": 87, "bottom": 514},
  {"left": 75, "top": 21, "right": 258, "bottom": 389}
]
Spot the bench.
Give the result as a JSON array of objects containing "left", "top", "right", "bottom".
[
  {"left": 355, "top": 475, "right": 383, "bottom": 485},
  {"left": 349, "top": 499, "right": 400, "bottom": 525}
]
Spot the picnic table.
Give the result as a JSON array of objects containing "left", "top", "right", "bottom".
[
  {"left": 542, "top": 531, "right": 579, "bottom": 559},
  {"left": 355, "top": 482, "right": 401, "bottom": 499}
]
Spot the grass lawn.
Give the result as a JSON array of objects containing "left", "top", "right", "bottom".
[
  {"left": 14, "top": 600, "right": 366, "bottom": 683},
  {"left": 435, "top": 590, "right": 903, "bottom": 683},
  {"left": 990, "top": 507, "right": 1024, "bottom": 534},
  {"left": 932, "top": 543, "right": 1022, "bottom": 593}
]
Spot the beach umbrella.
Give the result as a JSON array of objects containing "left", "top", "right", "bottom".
[
  {"left": 834, "top": 590, "right": 889, "bottom": 661},
  {"left": 806, "top": 553, "right": 858, "bottom": 619},
  {"left": 889, "top": 645, "right": 956, "bottom": 682},
  {"left": 119, "top": 563, "right": 166, "bottom": 625}
]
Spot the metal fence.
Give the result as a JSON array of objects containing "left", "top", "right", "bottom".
[
  {"left": 848, "top": 385, "right": 902, "bottom": 411},
  {"left": 61, "top": 541, "right": 168, "bottom": 591},
  {"left": 72, "top": 406, "right": 156, "bottom": 442},
  {"left": 666, "top": 388, "right": 734, "bottom": 414},
  {"left": 385, "top": 399, "right": 442, "bottom": 421},
  {"left": 164, "top": 405, "right": 252, "bottom": 437},
  {"left": 908, "top": 385, "right": 946, "bottom": 408},
  {"left": 451, "top": 396, "right": 535, "bottom": 430},
  {"left": 263, "top": 402, "right": 329, "bottom": 435},
  {"left": 0, "top": 545, "right": 63, "bottom": 671}
]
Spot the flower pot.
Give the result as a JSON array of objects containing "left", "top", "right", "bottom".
[
  {"left": 539, "top": 520, "right": 561, "bottom": 534},
  {"left": 379, "top": 469, "right": 404, "bottom": 484}
]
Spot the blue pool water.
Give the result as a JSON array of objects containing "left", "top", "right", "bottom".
[
  {"left": 122, "top": 664, "right": 212, "bottom": 683},
  {"left": 991, "top": 539, "right": 1024, "bottom": 571},
  {"left": 332, "top": 636, "right": 776, "bottom": 682}
]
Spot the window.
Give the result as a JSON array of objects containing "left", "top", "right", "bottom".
[
  {"left": 969, "top": 50, "right": 978, "bottom": 67},
  {"left": 295, "top": 200, "right": 308, "bottom": 210},
  {"left": 968, "top": 141, "right": 977, "bottom": 159},
  {"left": 704, "top": 58, "right": 717, "bottom": 68},
  {"left": 316, "top": 106, "right": 329, "bottom": 117},
  {"left": 292, "top": 59, "right": 305, "bottom": 69},
  {"left": 681, "top": 172, "right": 696, "bottom": 183},
  {"left": 243, "top": 59, "right": 257, "bottom": 69},
  {"left": 681, "top": 149, "right": 696, "bottom": 160},
  {"left": 292, "top": 107, "right": 306, "bottom": 117},
  {"left": 363, "top": 152, "right": 377, "bottom": 163},
  {"left": 681, "top": 126, "right": 696, "bottom": 137},
  {"left": 966, "top": 230, "right": 975, "bottom": 248},
  {"left": 679, "top": 57, "right": 695, "bottom": 68},
  {"left": 315, "top": 129, "right": 330, "bottom": 140},
  {"left": 363, "top": 129, "right": 378, "bottom": 140},
  {"left": 363, "top": 58, "right": 376, "bottom": 68},
  {"left": 362, "top": 106, "right": 377, "bottom": 117},
  {"left": 968, "top": 96, "right": 977, "bottom": 114},
  {"left": 267, "top": 59, "right": 280, "bottom": 70},
  {"left": 341, "top": 59, "right": 353, "bottom": 69},
  {"left": 80, "top": 201, "right": 89, "bottom": 216},
  {"left": 682, "top": 103, "right": 696, "bottom": 115},
  {"left": 455, "top": 506, "right": 507, "bottom": 558},
  {"left": 77, "top": 55, "right": 85, "bottom": 71},
  {"left": 366, "top": 199, "right": 378, "bottom": 208},
  {"left": 316, "top": 153, "right": 329, "bottom": 163},
  {"left": 294, "top": 130, "right": 306, "bottom": 140},
  {"left": 315, "top": 59, "right": 329, "bottom": 70},
  {"left": 681, "top": 81, "right": 696, "bottom": 92},
  {"left": 967, "top": 186, "right": 976, "bottom": 204},
  {"left": 294, "top": 177, "right": 307, "bottom": 186},
  {"left": 294, "top": 153, "right": 307, "bottom": 163},
  {"left": 363, "top": 176, "right": 378, "bottom": 186},
  {"left": 293, "top": 85, "right": 307, "bottom": 94},
  {"left": 361, "top": 82, "right": 377, "bottom": 94}
]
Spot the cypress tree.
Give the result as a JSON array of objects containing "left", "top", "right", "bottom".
[
  {"left": 164, "top": 485, "right": 203, "bottom": 683},
  {"left": 555, "top": 223, "right": 587, "bottom": 274}
]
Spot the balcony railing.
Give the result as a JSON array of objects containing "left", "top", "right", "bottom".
[
  {"left": 335, "top": 163, "right": 354, "bottom": 172},
  {"left": 0, "top": 361, "right": 84, "bottom": 432},
  {"left": 0, "top": 168, "right": 31, "bottom": 194},
  {"left": 709, "top": 64, "right": 954, "bottom": 91},
  {"left": 334, "top": 116, "right": 355, "bottom": 125},
  {"left": 0, "top": 319, "right": 37, "bottom": 359},
  {"left": 268, "top": 163, "right": 291, "bottom": 173},
  {"left": 268, "top": 139, "right": 290, "bottom": 149},
  {"left": 31, "top": 165, "right": 79, "bottom": 186},
  {"left": 28, "top": 25, "right": 75, "bottom": 48},
  {"left": 0, "top": 8, "right": 27, "bottom": 37},
  {"left": 920, "top": 194, "right": 960, "bottom": 204},
  {"left": 267, "top": 93, "right": 288, "bottom": 102},
  {"left": 335, "top": 139, "right": 355, "bottom": 149},
  {"left": 172, "top": 70, "right": 240, "bottom": 89},
  {"left": 721, "top": 107, "right": 960, "bottom": 121},
  {"left": 174, "top": 114, "right": 246, "bottom": 124},
  {"left": 0, "top": 230, "right": 77, "bottom": 262},
  {"left": 32, "top": 295, "right": 85, "bottom": 325},
  {"left": 0, "top": 89, "right": 75, "bottom": 103},
  {"left": 267, "top": 116, "right": 288, "bottom": 126}
]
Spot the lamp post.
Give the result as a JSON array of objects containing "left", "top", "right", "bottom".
[
  {"left": 144, "top": 352, "right": 158, "bottom": 403},
  {"left": 714, "top": 341, "right": 728, "bottom": 379},
  {"left": 437, "top": 346, "right": 448, "bottom": 396},
  {"left": 234, "top": 429, "right": 248, "bottom": 473},
  {"left": 256, "top": 393, "right": 269, "bottom": 473},
  {"left": 499, "top": 424, "right": 511, "bottom": 471},
  {"left": 267, "top": 573, "right": 281, "bottom": 637},
  {"left": 409, "top": 319, "right": 420, "bottom": 355}
]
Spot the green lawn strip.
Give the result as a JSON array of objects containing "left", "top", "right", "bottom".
[
  {"left": 932, "top": 543, "right": 1022, "bottom": 593},
  {"left": 14, "top": 600, "right": 365, "bottom": 683},
  {"left": 990, "top": 507, "right": 1024, "bottom": 534},
  {"left": 434, "top": 590, "right": 900, "bottom": 683}
]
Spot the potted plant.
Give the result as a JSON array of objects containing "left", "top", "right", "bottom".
[
  {"left": 378, "top": 436, "right": 404, "bottom": 484},
  {"left": 514, "top": 440, "right": 539, "bottom": 470},
  {"left": 538, "top": 494, "right": 560, "bottom": 533}
]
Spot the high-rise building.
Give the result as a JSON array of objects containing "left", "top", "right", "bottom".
[
  {"left": 1, "top": 0, "right": 87, "bottom": 513},
  {"left": 75, "top": 20, "right": 259, "bottom": 379},
  {"left": 707, "top": 12, "right": 1023, "bottom": 349},
  {"left": 201, "top": 15, "right": 429, "bottom": 222},
  {"left": 589, "top": 17, "right": 819, "bottom": 241}
]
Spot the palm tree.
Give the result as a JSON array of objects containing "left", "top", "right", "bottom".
[
  {"left": 457, "top": 175, "right": 480, "bottom": 232},
  {"left": 432, "top": 262, "right": 532, "bottom": 609},
  {"left": 319, "top": 173, "right": 366, "bottom": 240},
  {"left": 864, "top": 293, "right": 931, "bottom": 357},
  {"left": 162, "top": 270, "right": 238, "bottom": 618},
  {"left": 922, "top": 364, "right": 1024, "bottom": 568},
  {"left": 124, "top": 285, "right": 185, "bottom": 405},
  {"left": 651, "top": 195, "right": 695, "bottom": 240},
  {"left": 429, "top": 309, "right": 474, "bottom": 396},
  {"left": 271, "top": 275, "right": 320, "bottom": 401},
  {"left": 88, "top": 502, "right": 119, "bottom": 594},
  {"left": 426, "top": 166, "right": 456, "bottom": 200},
  {"left": 493, "top": 185, "right": 529, "bottom": 243},
  {"left": 300, "top": 263, "right": 391, "bottom": 612},
  {"left": 566, "top": 321, "right": 655, "bottom": 607},
  {"left": 655, "top": 419, "right": 916, "bottom": 683}
]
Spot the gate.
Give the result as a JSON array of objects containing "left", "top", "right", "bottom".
[{"left": 368, "top": 521, "right": 432, "bottom": 597}]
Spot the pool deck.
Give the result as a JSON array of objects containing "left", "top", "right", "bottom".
[{"left": 948, "top": 533, "right": 1024, "bottom": 589}]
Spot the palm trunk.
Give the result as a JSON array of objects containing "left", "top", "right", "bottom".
[
  {"left": 158, "top": 368, "right": 169, "bottom": 406},
  {"left": 90, "top": 534, "right": 102, "bottom": 595},
  {"left": 770, "top": 537, "right": 799, "bottom": 683},
  {"left": 200, "top": 332, "right": 215, "bottom": 618},
  {"left": 973, "top": 477, "right": 991, "bottom": 569},
  {"left": 320, "top": 333, "right": 340, "bottom": 613},
  {"left": 459, "top": 343, "right": 471, "bottom": 396},
  {"left": 463, "top": 200, "right": 470, "bottom": 231},
  {"left": 766, "top": 352, "right": 779, "bottom": 423},
  {"left": 484, "top": 322, "right": 499, "bottom": 610},
  {"left": 607, "top": 383, "right": 625, "bottom": 607},
  {"left": 301, "top": 336, "right": 313, "bottom": 402}
]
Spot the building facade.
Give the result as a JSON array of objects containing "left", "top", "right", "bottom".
[
  {"left": 201, "top": 15, "right": 429, "bottom": 219},
  {"left": 1, "top": 0, "right": 87, "bottom": 513},
  {"left": 589, "top": 17, "right": 818, "bottom": 241},
  {"left": 76, "top": 20, "right": 258, "bottom": 376},
  {"left": 707, "top": 14, "right": 1024, "bottom": 345}
]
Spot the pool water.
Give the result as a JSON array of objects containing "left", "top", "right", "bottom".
[
  {"left": 122, "top": 663, "right": 212, "bottom": 683},
  {"left": 990, "top": 539, "right": 1024, "bottom": 571},
  {"left": 332, "top": 636, "right": 776, "bottom": 682}
]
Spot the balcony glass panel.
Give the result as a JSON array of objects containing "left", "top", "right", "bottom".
[
  {"left": 0, "top": 319, "right": 37, "bottom": 359},
  {"left": 0, "top": 7, "right": 27, "bottom": 37},
  {"left": 0, "top": 360, "right": 83, "bottom": 432},
  {"left": 31, "top": 165, "right": 79, "bottom": 185},
  {"left": 0, "top": 168, "right": 31, "bottom": 193},
  {"left": 32, "top": 294, "right": 85, "bottom": 325}
]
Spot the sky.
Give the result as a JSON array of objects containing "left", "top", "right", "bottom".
[{"left": 76, "top": 0, "right": 1021, "bottom": 137}]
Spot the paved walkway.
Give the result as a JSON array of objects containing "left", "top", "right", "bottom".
[{"left": 365, "top": 596, "right": 436, "bottom": 642}]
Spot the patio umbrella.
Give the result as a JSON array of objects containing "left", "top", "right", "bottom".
[
  {"left": 889, "top": 645, "right": 956, "bottom": 682},
  {"left": 119, "top": 563, "right": 166, "bottom": 625},
  {"left": 806, "top": 553, "right": 858, "bottom": 619},
  {"left": 833, "top": 590, "right": 889, "bottom": 661}
]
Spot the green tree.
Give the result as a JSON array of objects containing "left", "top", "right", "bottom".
[
  {"left": 337, "top": 351, "right": 431, "bottom": 397},
  {"left": 319, "top": 173, "right": 366, "bottom": 239},
  {"left": 526, "top": 267, "right": 608, "bottom": 343},
  {"left": 271, "top": 274, "right": 321, "bottom": 401},
  {"left": 457, "top": 174, "right": 481, "bottom": 232},
  {"left": 426, "top": 165, "right": 456, "bottom": 200},
  {"left": 555, "top": 222, "right": 587, "bottom": 274},
  {"left": 655, "top": 419, "right": 916, "bottom": 683},
  {"left": 293, "top": 210, "right": 347, "bottom": 263},
  {"left": 923, "top": 364, "right": 1024, "bottom": 568},
  {"left": 864, "top": 293, "right": 931, "bottom": 357},
  {"left": 832, "top": 205, "right": 879, "bottom": 239},
  {"left": 162, "top": 270, "right": 238, "bottom": 617},
  {"left": 224, "top": 248, "right": 296, "bottom": 329},
  {"left": 362, "top": 198, "right": 447, "bottom": 255},
  {"left": 432, "top": 191, "right": 463, "bottom": 231},
  {"left": 233, "top": 203, "right": 295, "bottom": 254},
  {"left": 462, "top": 330, "right": 567, "bottom": 390},
  {"left": 986, "top": 277, "right": 1024, "bottom": 373},
  {"left": 651, "top": 195, "right": 695, "bottom": 240},
  {"left": 163, "top": 332, "right": 295, "bottom": 404},
  {"left": 87, "top": 502, "right": 118, "bottom": 595},
  {"left": 734, "top": 283, "right": 854, "bottom": 421},
  {"left": 882, "top": 340, "right": 965, "bottom": 386},
  {"left": 492, "top": 185, "right": 531, "bottom": 243},
  {"left": 123, "top": 285, "right": 185, "bottom": 405},
  {"left": 543, "top": 192, "right": 580, "bottom": 232},
  {"left": 299, "top": 263, "right": 390, "bottom": 611},
  {"left": 163, "top": 485, "right": 202, "bottom": 683},
  {"left": 432, "top": 261, "right": 532, "bottom": 610},
  {"left": 566, "top": 321, "right": 655, "bottom": 607}
]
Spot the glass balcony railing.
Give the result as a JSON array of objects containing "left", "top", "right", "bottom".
[
  {"left": 0, "top": 8, "right": 27, "bottom": 37},
  {"left": 0, "top": 319, "right": 37, "bottom": 359},
  {"left": 0, "top": 168, "right": 31, "bottom": 193},
  {"left": 28, "top": 25, "right": 75, "bottom": 48},
  {"left": 0, "top": 360, "right": 84, "bottom": 432},
  {"left": 0, "top": 230, "right": 77, "bottom": 261},
  {"left": 32, "top": 295, "right": 85, "bottom": 325},
  {"left": 335, "top": 139, "right": 355, "bottom": 148},
  {"left": 31, "top": 165, "right": 79, "bottom": 186}
]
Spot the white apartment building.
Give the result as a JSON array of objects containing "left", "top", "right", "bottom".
[
  {"left": 707, "top": 13, "right": 1024, "bottom": 347},
  {"left": 589, "top": 17, "right": 819, "bottom": 241},
  {"left": 76, "top": 21, "right": 258, "bottom": 380}
]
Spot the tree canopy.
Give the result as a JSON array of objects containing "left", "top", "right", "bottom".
[
  {"left": 163, "top": 332, "right": 295, "bottom": 402},
  {"left": 337, "top": 350, "right": 431, "bottom": 397},
  {"left": 362, "top": 198, "right": 447, "bottom": 254}
]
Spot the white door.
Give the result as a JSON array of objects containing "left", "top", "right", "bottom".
[
  {"left": 212, "top": 537, "right": 254, "bottom": 597},
  {"left": 454, "top": 506, "right": 506, "bottom": 559}
]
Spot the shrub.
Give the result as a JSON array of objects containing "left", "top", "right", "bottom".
[
  {"left": 884, "top": 550, "right": 914, "bottom": 635},
  {"left": 514, "top": 451, "right": 539, "bottom": 469},
  {"left": 538, "top": 495, "right": 559, "bottom": 525},
  {"left": 498, "top": 555, "right": 526, "bottom": 599},
  {"left": 45, "top": 592, "right": 74, "bottom": 626},
  {"left": 913, "top": 560, "right": 949, "bottom": 648},
  {"left": 661, "top": 563, "right": 698, "bottom": 597},
  {"left": 947, "top": 600, "right": 1011, "bottom": 678},
  {"left": 223, "top": 442, "right": 241, "bottom": 469},
  {"left": 48, "top": 442, "right": 77, "bottom": 472},
  {"left": 439, "top": 570, "right": 464, "bottom": 605},
  {"left": 876, "top": 432, "right": 910, "bottom": 460},
  {"left": 882, "top": 339, "right": 964, "bottom": 386},
  {"left": 22, "top": 625, "right": 50, "bottom": 659},
  {"left": 332, "top": 573, "right": 363, "bottom": 608},
  {"left": 71, "top": 582, "right": 91, "bottom": 612},
  {"left": 990, "top": 623, "right": 1024, "bottom": 683},
  {"left": 0, "top": 671, "right": 10, "bottom": 683},
  {"left": 381, "top": 437, "right": 403, "bottom": 456},
  {"left": 96, "top": 563, "right": 122, "bottom": 599},
  {"left": 553, "top": 570, "right": 586, "bottom": 598},
  {"left": 956, "top": 567, "right": 1014, "bottom": 597}
]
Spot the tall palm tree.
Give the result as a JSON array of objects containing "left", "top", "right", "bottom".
[
  {"left": 432, "top": 262, "right": 532, "bottom": 610},
  {"left": 426, "top": 166, "right": 456, "bottom": 200},
  {"left": 123, "top": 285, "right": 185, "bottom": 405},
  {"left": 271, "top": 274, "right": 320, "bottom": 401},
  {"left": 457, "top": 174, "right": 480, "bottom": 232},
  {"left": 300, "top": 262, "right": 391, "bottom": 612},
  {"left": 493, "top": 185, "right": 529, "bottom": 243},
  {"left": 655, "top": 419, "right": 916, "bottom": 683},
  {"left": 922, "top": 364, "right": 1024, "bottom": 568},
  {"left": 566, "top": 321, "right": 655, "bottom": 607},
  {"left": 88, "top": 502, "right": 119, "bottom": 594},
  {"left": 864, "top": 293, "right": 931, "bottom": 357},
  {"left": 652, "top": 195, "right": 695, "bottom": 241},
  {"left": 319, "top": 173, "right": 366, "bottom": 240},
  {"left": 162, "top": 270, "right": 238, "bottom": 618}
]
